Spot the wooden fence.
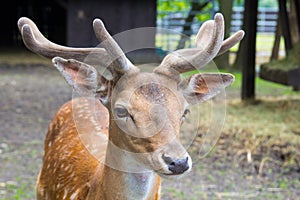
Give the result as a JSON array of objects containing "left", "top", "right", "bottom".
[{"left": 231, "top": 7, "right": 278, "bottom": 33}]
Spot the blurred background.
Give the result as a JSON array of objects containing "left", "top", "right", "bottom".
[{"left": 1, "top": 0, "right": 300, "bottom": 199}]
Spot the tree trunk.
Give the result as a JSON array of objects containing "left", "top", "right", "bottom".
[
  {"left": 270, "top": 16, "right": 281, "bottom": 61},
  {"left": 278, "top": 0, "right": 293, "bottom": 54},
  {"left": 234, "top": 0, "right": 258, "bottom": 101},
  {"left": 214, "top": 0, "right": 234, "bottom": 69},
  {"left": 293, "top": 0, "right": 300, "bottom": 36},
  {"left": 289, "top": 0, "right": 299, "bottom": 46}
]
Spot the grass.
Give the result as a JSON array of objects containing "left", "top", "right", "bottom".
[
  {"left": 4, "top": 177, "right": 35, "bottom": 200},
  {"left": 227, "top": 70, "right": 298, "bottom": 97},
  {"left": 224, "top": 96, "right": 300, "bottom": 142},
  {"left": 201, "top": 69, "right": 300, "bottom": 143},
  {"left": 0, "top": 141, "right": 41, "bottom": 200},
  {"left": 168, "top": 90, "right": 300, "bottom": 199},
  {"left": 175, "top": 66, "right": 300, "bottom": 199}
]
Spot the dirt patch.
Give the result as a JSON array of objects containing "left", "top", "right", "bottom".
[{"left": 0, "top": 62, "right": 300, "bottom": 200}]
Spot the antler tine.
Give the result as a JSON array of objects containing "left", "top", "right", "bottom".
[
  {"left": 217, "top": 30, "right": 245, "bottom": 56},
  {"left": 196, "top": 15, "right": 245, "bottom": 57},
  {"left": 195, "top": 19, "right": 215, "bottom": 48},
  {"left": 195, "top": 13, "right": 224, "bottom": 57},
  {"left": 156, "top": 13, "right": 225, "bottom": 75},
  {"left": 93, "top": 19, "right": 135, "bottom": 74},
  {"left": 18, "top": 17, "right": 45, "bottom": 43},
  {"left": 17, "top": 17, "right": 110, "bottom": 66}
]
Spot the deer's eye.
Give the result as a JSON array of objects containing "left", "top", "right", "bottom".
[
  {"left": 115, "top": 107, "right": 130, "bottom": 118},
  {"left": 184, "top": 109, "right": 190, "bottom": 116},
  {"left": 181, "top": 109, "right": 190, "bottom": 122}
]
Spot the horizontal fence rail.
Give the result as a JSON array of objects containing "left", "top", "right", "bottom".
[{"left": 231, "top": 7, "right": 278, "bottom": 33}]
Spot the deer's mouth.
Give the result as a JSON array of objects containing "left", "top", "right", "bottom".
[{"left": 157, "top": 171, "right": 191, "bottom": 180}]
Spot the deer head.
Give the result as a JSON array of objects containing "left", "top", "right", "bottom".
[{"left": 18, "top": 13, "right": 244, "bottom": 179}]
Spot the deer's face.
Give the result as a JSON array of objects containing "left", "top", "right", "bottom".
[
  {"left": 110, "top": 72, "right": 192, "bottom": 178},
  {"left": 51, "top": 57, "right": 235, "bottom": 179}
]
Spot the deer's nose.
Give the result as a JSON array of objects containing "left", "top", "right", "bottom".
[{"left": 162, "top": 154, "right": 190, "bottom": 175}]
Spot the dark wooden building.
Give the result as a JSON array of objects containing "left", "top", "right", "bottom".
[
  {"left": 2, "top": 0, "right": 157, "bottom": 48},
  {"left": 2, "top": 0, "right": 66, "bottom": 47}
]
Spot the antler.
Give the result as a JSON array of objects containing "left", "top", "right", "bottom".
[
  {"left": 155, "top": 13, "right": 245, "bottom": 76},
  {"left": 17, "top": 17, "right": 110, "bottom": 66},
  {"left": 93, "top": 19, "right": 135, "bottom": 74},
  {"left": 18, "top": 17, "right": 134, "bottom": 78}
]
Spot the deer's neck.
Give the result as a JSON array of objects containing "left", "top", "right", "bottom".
[{"left": 88, "top": 135, "right": 158, "bottom": 200}]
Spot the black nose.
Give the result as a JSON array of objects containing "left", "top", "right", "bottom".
[{"left": 162, "top": 154, "right": 190, "bottom": 175}]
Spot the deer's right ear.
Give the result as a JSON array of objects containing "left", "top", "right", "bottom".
[{"left": 52, "top": 57, "right": 110, "bottom": 102}]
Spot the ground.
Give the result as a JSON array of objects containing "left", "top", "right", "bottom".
[{"left": 0, "top": 50, "right": 300, "bottom": 200}]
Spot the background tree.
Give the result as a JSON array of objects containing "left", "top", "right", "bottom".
[
  {"left": 213, "top": 0, "right": 234, "bottom": 69},
  {"left": 233, "top": 0, "right": 258, "bottom": 100}
]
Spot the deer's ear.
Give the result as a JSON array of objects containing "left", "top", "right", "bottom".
[
  {"left": 181, "top": 73, "right": 235, "bottom": 104},
  {"left": 52, "top": 57, "right": 110, "bottom": 102}
]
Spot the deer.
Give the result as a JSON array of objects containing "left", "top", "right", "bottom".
[{"left": 17, "top": 13, "right": 244, "bottom": 200}]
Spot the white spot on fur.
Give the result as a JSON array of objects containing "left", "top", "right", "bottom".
[
  {"left": 70, "top": 171, "right": 76, "bottom": 178},
  {"left": 70, "top": 188, "right": 80, "bottom": 200},
  {"left": 62, "top": 188, "right": 68, "bottom": 200},
  {"left": 95, "top": 126, "right": 102, "bottom": 132},
  {"left": 64, "top": 165, "right": 70, "bottom": 171}
]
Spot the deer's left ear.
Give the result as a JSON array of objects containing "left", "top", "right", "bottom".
[{"left": 180, "top": 73, "right": 235, "bottom": 104}]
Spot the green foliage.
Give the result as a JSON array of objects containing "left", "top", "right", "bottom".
[
  {"left": 195, "top": 2, "right": 213, "bottom": 22},
  {"left": 157, "top": 0, "right": 279, "bottom": 20},
  {"left": 233, "top": 0, "right": 244, "bottom": 7},
  {"left": 157, "top": 0, "right": 214, "bottom": 22},
  {"left": 157, "top": 0, "right": 191, "bottom": 18}
]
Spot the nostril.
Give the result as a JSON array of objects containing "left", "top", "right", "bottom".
[
  {"left": 162, "top": 155, "right": 190, "bottom": 175},
  {"left": 162, "top": 154, "right": 173, "bottom": 165}
]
